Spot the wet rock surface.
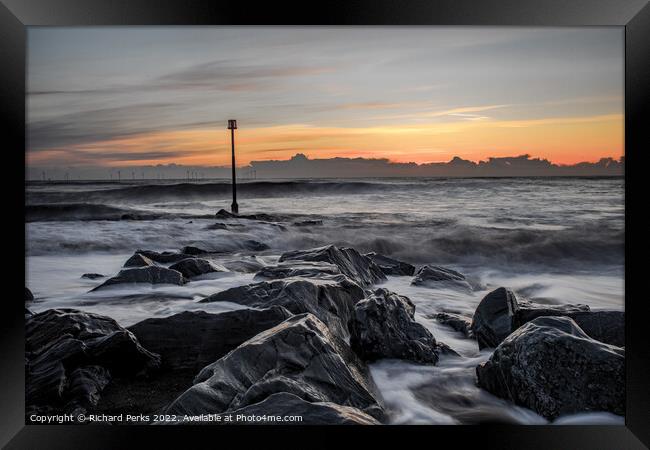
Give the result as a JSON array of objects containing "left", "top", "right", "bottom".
[
  {"left": 476, "top": 316, "right": 624, "bottom": 420},
  {"left": 223, "top": 392, "right": 380, "bottom": 425},
  {"left": 411, "top": 265, "right": 472, "bottom": 291},
  {"left": 165, "top": 314, "right": 384, "bottom": 420},
  {"left": 168, "top": 258, "right": 227, "bottom": 278},
  {"left": 128, "top": 307, "right": 293, "bottom": 372},
  {"left": 254, "top": 261, "right": 341, "bottom": 280},
  {"left": 433, "top": 312, "right": 474, "bottom": 338},
  {"left": 91, "top": 266, "right": 185, "bottom": 291},
  {"left": 81, "top": 273, "right": 105, "bottom": 280},
  {"left": 365, "top": 252, "right": 415, "bottom": 276},
  {"left": 123, "top": 253, "right": 155, "bottom": 268},
  {"left": 135, "top": 249, "right": 192, "bottom": 264},
  {"left": 200, "top": 277, "right": 365, "bottom": 340},
  {"left": 25, "top": 309, "right": 160, "bottom": 415},
  {"left": 350, "top": 288, "right": 439, "bottom": 364},
  {"left": 279, "top": 245, "right": 386, "bottom": 286},
  {"left": 471, "top": 287, "right": 623, "bottom": 348}
]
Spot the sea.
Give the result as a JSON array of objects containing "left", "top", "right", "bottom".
[{"left": 25, "top": 176, "right": 625, "bottom": 425}]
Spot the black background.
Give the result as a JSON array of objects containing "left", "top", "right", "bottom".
[{"left": 1, "top": 0, "right": 648, "bottom": 448}]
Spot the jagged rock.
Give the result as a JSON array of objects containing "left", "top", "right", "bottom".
[
  {"left": 25, "top": 287, "right": 34, "bottom": 302},
  {"left": 168, "top": 258, "right": 227, "bottom": 279},
  {"left": 411, "top": 265, "right": 472, "bottom": 290},
  {"left": 224, "top": 392, "right": 380, "bottom": 425},
  {"left": 128, "top": 307, "right": 293, "bottom": 372},
  {"left": 365, "top": 252, "right": 415, "bottom": 276},
  {"left": 471, "top": 287, "right": 622, "bottom": 348},
  {"left": 254, "top": 261, "right": 341, "bottom": 280},
  {"left": 26, "top": 309, "right": 160, "bottom": 414},
  {"left": 181, "top": 239, "right": 269, "bottom": 256},
  {"left": 476, "top": 316, "right": 624, "bottom": 420},
  {"left": 215, "top": 208, "right": 287, "bottom": 222},
  {"left": 123, "top": 253, "right": 155, "bottom": 268},
  {"left": 349, "top": 288, "right": 439, "bottom": 364},
  {"left": 222, "top": 256, "right": 266, "bottom": 273},
  {"left": 135, "top": 249, "right": 191, "bottom": 264},
  {"left": 201, "top": 277, "right": 365, "bottom": 340},
  {"left": 81, "top": 273, "right": 105, "bottom": 280},
  {"left": 91, "top": 266, "right": 185, "bottom": 291},
  {"left": 279, "top": 245, "right": 386, "bottom": 287},
  {"left": 433, "top": 312, "right": 474, "bottom": 338},
  {"left": 165, "top": 314, "right": 384, "bottom": 420}
]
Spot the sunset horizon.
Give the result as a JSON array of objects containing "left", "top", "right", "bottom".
[{"left": 28, "top": 27, "right": 623, "bottom": 172}]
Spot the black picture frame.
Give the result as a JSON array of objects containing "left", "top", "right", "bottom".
[{"left": 2, "top": 0, "right": 648, "bottom": 448}]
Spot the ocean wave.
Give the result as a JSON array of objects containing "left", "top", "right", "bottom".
[
  {"left": 27, "top": 180, "right": 398, "bottom": 204},
  {"left": 25, "top": 203, "right": 171, "bottom": 222}
]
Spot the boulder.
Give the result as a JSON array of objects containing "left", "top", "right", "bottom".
[
  {"left": 476, "top": 316, "right": 624, "bottom": 420},
  {"left": 168, "top": 258, "right": 227, "bottom": 279},
  {"left": 165, "top": 314, "right": 383, "bottom": 420},
  {"left": 279, "top": 245, "right": 386, "bottom": 287},
  {"left": 123, "top": 253, "right": 155, "bottom": 268},
  {"left": 135, "top": 249, "right": 192, "bottom": 264},
  {"left": 365, "top": 252, "right": 415, "bottom": 276},
  {"left": 433, "top": 312, "right": 474, "bottom": 338},
  {"left": 201, "top": 277, "right": 365, "bottom": 340},
  {"left": 254, "top": 261, "right": 341, "bottom": 280},
  {"left": 471, "top": 287, "right": 623, "bottom": 348},
  {"left": 222, "top": 256, "right": 266, "bottom": 273},
  {"left": 411, "top": 265, "right": 472, "bottom": 290},
  {"left": 349, "top": 288, "right": 439, "bottom": 364},
  {"left": 471, "top": 287, "right": 520, "bottom": 350},
  {"left": 25, "top": 287, "right": 34, "bottom": 302},
  {"left": 81, "top": 273, "right": 105, "bottom": 280},
  {"left": 181, "top": 239, "right": 269, "bottom": 255},
  {"left": 91, "top": 266, "right": 185, "bottom": 291},
  {"left": 128, "top": 307, "right": 293, "bottom": 372},
  {"left": 26, "top": 309, "right": 160, "bottom": 414},
  {"left": 224, "top": 392, "right": 380, "bottom": 425}
]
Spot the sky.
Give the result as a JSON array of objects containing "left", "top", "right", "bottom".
[{"left": 27, "top": 27, "right": 624, "bottom": 170}]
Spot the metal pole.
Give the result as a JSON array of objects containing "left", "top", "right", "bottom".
[{"left": 230, "top": 126, "right": 239, "bottom": 214}]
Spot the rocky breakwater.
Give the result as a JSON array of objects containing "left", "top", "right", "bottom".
[
  {"left": 476, "top": 316, "right": 624, "bottom": 419},
  {"left": 165, "top": 314, "right": 385, "bottom": 422},
  {"left": 25, "top": 309, "right": 160, "bottom": 417},
  {"left": 471, "top": 287, "right": 624, "bottom": 349}
]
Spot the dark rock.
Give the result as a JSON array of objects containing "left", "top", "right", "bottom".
[
  {"left": 168, "top": 258, "right": 227, "bottom": 279},
  {"left": 91, "top": 266, "right": 185, "bottom": 291},
  {"left": 165, "top": 314, "right": 384, "bottom": 420},
  {"left": 25, "top": 287, "right": 34, "bottom": 302},
  {"left": 123, "top": 253, "right": 155, "bottom": 268},
  {"left": 224, "top": 392, "right": 380, "bottom": 425},
  {"left": 350, "top": 288, "right": 439, "bottom": 364},
  {"left": 222, "top": 256, "right": 266, "bottom": 273},
  {"left": 279, "top": 245, "right": 386, "bottom": 287},
  {"left": 471, "top": 287, "right": 623, "bottom": 348},
  {"left": 26, "top": 309, "right": 160, "bottom": 414},
  {"left": 434, "top": 312, "right": 474, "bottom": 338},
  {"left": 365, "top": 252, "right": 415, "bottom": 276},
  {"left": 566, "top": 310, "right": 624, "bottom": 347},
  {"left": 201, "top": 277, "right": 365, "bottom": 340},
  {"left": 254, "top": 261, "right": 341, "bottom": 280},
  {"left": 476, "top": 316, "right": 624, "bottom": 420},
  {"left": 135, "top": 249, "right": 191, "bottom": 264},
  {"left": 471, "top": 287, "right": 521, "bottom": 350},
  {"left": 215, "top": 208, "right": 286, "bottom": 222},
  {"left": 411, "top": 265, "right": 472, "bottom": 290},
  {"left": 205, "top": 222, "right": 228, "bottom": 230},
  {"left": 293, "top": 220, "right": 323, "bottom": 227},
  {"left": 25, "top": 307, "right": 34, "bottom": 318},
  {"left": 81, "top": 273, "right": 105, "bottom": 280},
  {"left": 128, "top": 307, "right": 293, "bottom": 372},
  {"left": 181, "top": 239, "right": 269, "bottom": 255}
]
